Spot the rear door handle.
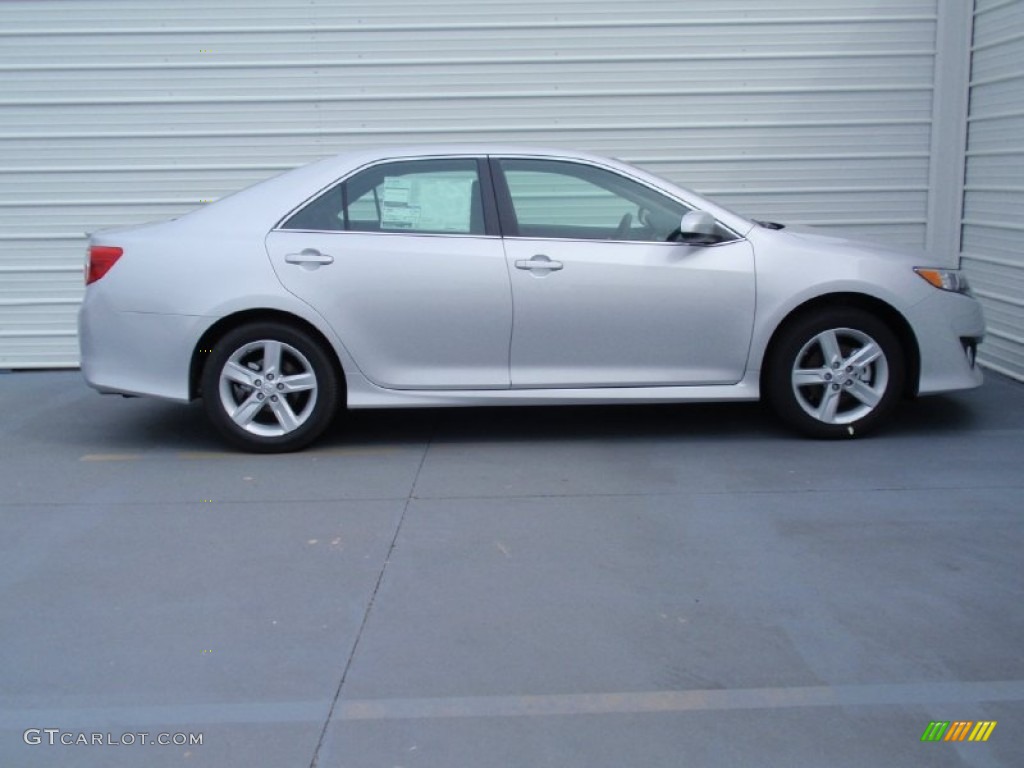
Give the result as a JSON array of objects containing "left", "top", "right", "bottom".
[
  {"left": 285, "top": 249, "right": 334, "bottom": 267},
  {"left": 515, "top": 255, "right": 563, "bottom": 272}
]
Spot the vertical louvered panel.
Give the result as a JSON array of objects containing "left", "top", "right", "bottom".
[
  {"left": 962, "top": 0, "right": 1024, "bottom": 381},
  {"left": 1, "top": 0, "right": 947, "bottom": 368}
]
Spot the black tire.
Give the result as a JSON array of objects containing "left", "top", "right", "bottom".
[
  {"left": 201, "top": 322, "right": 340, "bottom": 452},
  {"left": 765, "top": 308, "right": 906, "bottom": 439}
]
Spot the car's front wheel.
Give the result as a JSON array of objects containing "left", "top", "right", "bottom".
[
  {"left": 765, "top": 308, "right": 906, "bottom": 438},
  {"left": 201, "top": 322, "right": 340, "bottom": 452}
]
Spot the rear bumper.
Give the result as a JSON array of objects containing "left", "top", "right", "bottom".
[{"left": 78, "top": 289, "right": 205, "bottom": 402}]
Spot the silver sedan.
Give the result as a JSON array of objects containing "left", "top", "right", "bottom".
[{"left": 78, "top": 146, "right": 985, "bottom": 452}]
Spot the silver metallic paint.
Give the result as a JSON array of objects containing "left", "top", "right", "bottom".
[{"left": 79, "top": 146, "right": 983, "bottom": 411}]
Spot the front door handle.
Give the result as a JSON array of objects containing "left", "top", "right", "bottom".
[
  {"left": 515, "top": 255, "right": 563, "bottom": 272},
  {"left": 285, "top": 249, "right": 334, "bottom": 267}
]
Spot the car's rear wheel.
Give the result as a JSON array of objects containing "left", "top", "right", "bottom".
[
  {"left": 765, "top": 308, "right": 906, "bottom": 438},
  {"left": 201, "top": 322, "right": 339, "bottom": 452}
]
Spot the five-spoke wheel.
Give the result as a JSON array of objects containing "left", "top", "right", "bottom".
[
  {"left": 766, "top": 309, "right": 905, "bottom": 438},
  {"left": 202, "top": 322, "right": 339, "bottom": 452}
]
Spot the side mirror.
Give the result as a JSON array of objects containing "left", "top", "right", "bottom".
[{"left": 678, "top": 210, "right": 721, "bottom": 245}]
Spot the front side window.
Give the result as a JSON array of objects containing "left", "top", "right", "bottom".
[
  {"left": 497, "top": 159, "right": 688, "bottom": 242},
  {"left": 282, "top": 158, "right": 486, "bottom": 235}
]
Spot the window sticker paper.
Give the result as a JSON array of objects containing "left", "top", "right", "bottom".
[{"left": 380, "top": 174, "right": 474, "bottom": 233}]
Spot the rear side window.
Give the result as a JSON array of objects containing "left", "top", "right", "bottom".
[{"left": 282, "top": 158, "right": 486, "bottom": 235}]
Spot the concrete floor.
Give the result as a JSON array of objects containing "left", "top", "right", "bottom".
[{"left": 0, "top": 370, "right": 1022, "bottom": 767}]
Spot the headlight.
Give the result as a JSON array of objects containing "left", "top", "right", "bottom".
[{"left": 914, "top": 268, "right": 972, "bottom": 294}]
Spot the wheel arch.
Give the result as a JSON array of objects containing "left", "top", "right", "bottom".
[
  {"left": 759, "top": 293, "right": 921, "bottom": 398},
  {"left": 189, "top": 309, "right": 347, "bottom": 401}
]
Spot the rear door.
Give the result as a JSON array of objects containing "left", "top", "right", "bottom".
[{"left": 265, "top": 157, "right": 513, "bottom": 390}]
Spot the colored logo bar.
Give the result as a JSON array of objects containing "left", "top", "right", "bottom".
[{"left": 921, "top": 721, "right": 997, "bottom": 742}]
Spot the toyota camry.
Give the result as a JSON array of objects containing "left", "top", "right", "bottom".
[{"left": 78, "top": 146, "right": 985, "bottom": 452}]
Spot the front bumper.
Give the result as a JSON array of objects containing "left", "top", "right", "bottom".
[{"left": 906, "top": 290, "right": 985, "bottom": 395}]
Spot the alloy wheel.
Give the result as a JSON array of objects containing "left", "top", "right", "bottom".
[{"left": 217, "top": 339, "right": 318, "bottom": 437}]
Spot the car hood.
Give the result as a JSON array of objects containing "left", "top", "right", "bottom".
[{"left": 767, "top": 224, "right": 938, "bottom": 266}]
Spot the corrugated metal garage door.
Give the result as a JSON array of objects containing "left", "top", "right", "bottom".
[
  {"left": 963, "top": 0, "right": 1024, "bottom": 381},
  {"left": 1, "top": 0, "right": 948, "bottom": 368}
]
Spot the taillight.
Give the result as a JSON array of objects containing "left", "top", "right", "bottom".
[{"left": 86, "top": 245, "right": 123, "bottom": 285}]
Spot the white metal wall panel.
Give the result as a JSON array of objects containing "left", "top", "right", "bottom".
[
  {"left": 1, "top": 0, "right": 944, "bottom": 368},
  {"left": 962, "top": 0, "right": 1024, "bottom": 381}
]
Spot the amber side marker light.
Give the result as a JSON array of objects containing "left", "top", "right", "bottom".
[{"left": 86, "top": 246, "right": 123, "bottom": 285}]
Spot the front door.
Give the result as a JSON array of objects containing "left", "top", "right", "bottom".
[{"left": 494, "top": 158, "right": 755, "bottom": 388}]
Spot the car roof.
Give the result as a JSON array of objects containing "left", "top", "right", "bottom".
[
  {"left": 327, "top": 143, "right": 611, "bottom": 161},
  {"left": 307, "top": 144, "right": 632, "bottom": 179}
]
